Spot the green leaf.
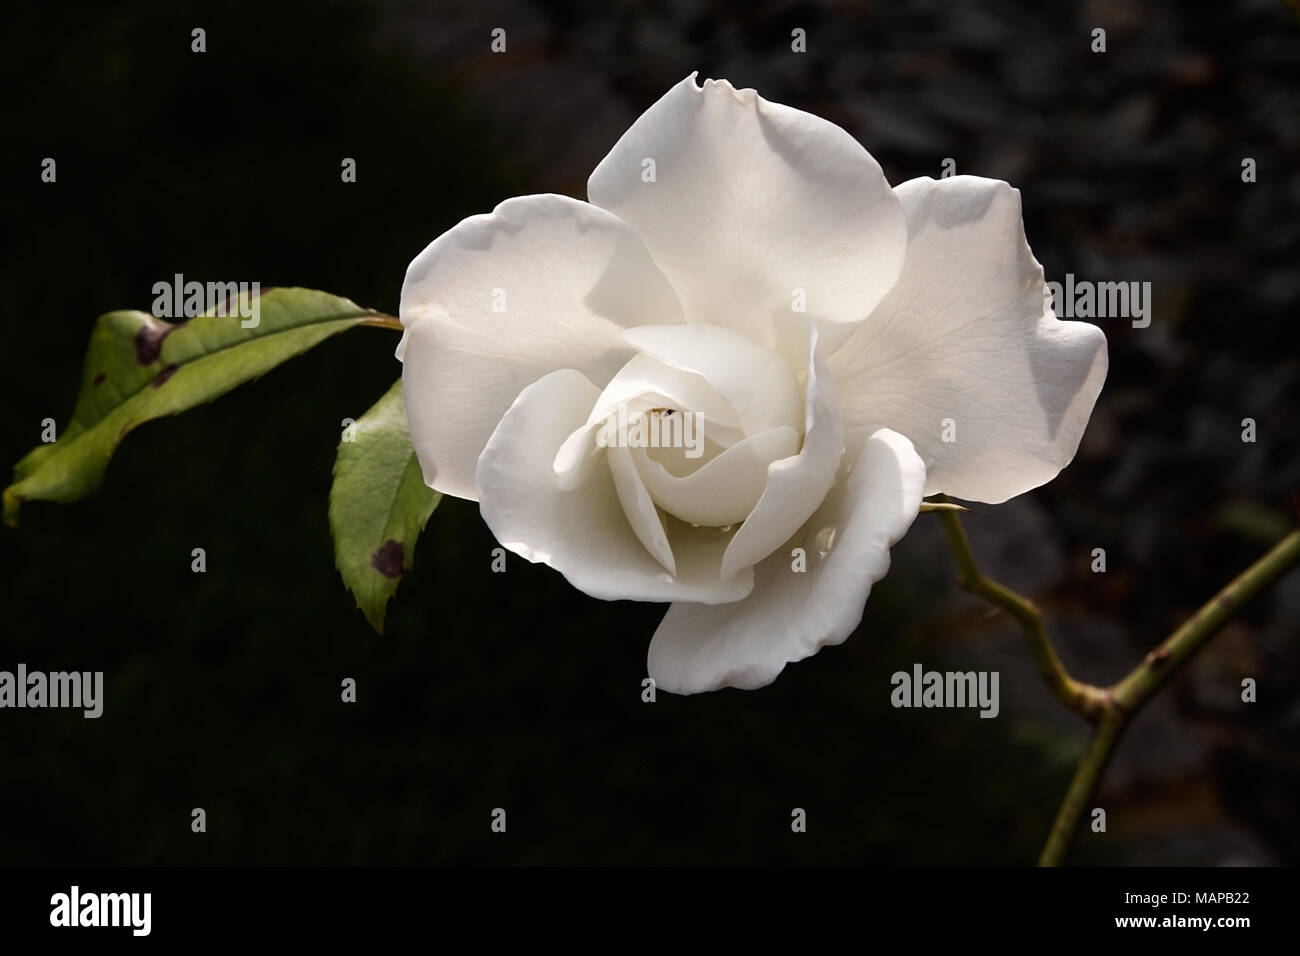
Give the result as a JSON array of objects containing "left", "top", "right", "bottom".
[
  {"left": 329, "top": 379, "right": 441, "bottom": 633},
  {"left": 4, "top": 287, "right": 394, "bottom": 525}
]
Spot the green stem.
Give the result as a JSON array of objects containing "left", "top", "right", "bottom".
[
  {"left": 361, "top": 313, "right": 403, "bottom": 331},
  {"left": 1111, "top": 529, "right": 1300, "bottom": 710},
  {"left": 932, "top": 506, "right": 1300, "bottom": 867},
  {"left": 936, "top": 507, "right": 1109, "bottom": 720},
  {"left": 1038, "top": 528, "right": 1300, "bottom": 866},
  {"left": 1038, "top": 712, "right": 1124, "bottom": 866}
]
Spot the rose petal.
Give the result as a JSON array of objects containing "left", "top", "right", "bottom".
[
  {"left": 648, "top": 427, "right": 926, "bottom": 694},
  {"left": 477, "top": 368, "right": 753, "bottom": 604},
  {"left": 623, "top": 324, "right": 801, "bottom": 437},
  {"left": 400, "top": 193, "right": 685, "bottom": 501},
  {"left": 552, "top": 352, "right": 741, "bottom": 489},
  {"left": 720, "top": 324, "right": 844, "bottom": 578},
  {"left": 632, "top": 425, "right": 800, "bottom": 527},
  {"left": 831, "top": 176, "right": 1108, "bottom": 504},
  {"left": 608, "top": 444, "right": 676, "bottom": 575},
  {"left": 588, "top": 74, "right": 906, "bottom": 357}
]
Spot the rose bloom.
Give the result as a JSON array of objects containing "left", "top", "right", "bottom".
[{"left": 398, "top": 74, "right": 1106, "bottom": 694}]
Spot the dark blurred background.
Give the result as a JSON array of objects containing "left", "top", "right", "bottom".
[{"left": 1, "top": 0, "right": 1297, "bottom": 865}]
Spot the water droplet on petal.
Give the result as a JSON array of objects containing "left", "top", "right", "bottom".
[{"left": 814, "top": 526, "right": 837, "bottom": 558}]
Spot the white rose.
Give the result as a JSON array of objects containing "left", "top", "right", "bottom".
[{"left": 397, "top": 74, "right": 1107, "bottom": 694}]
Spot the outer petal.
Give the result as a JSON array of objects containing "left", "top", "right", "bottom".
[
  {"left": 400, "top": 193, "right": 685, "bottom": 501},
  {"left": 647, "top": 428, "right": 926, "bottom": 695},
  {"left": 477, "top": 369, "right": 753, "bottom": 604},
  {"left": 588, "top": 75, "right": 906, "bottom": 357},
  {"left": 830, "top": 176, "right": 1108, "bottom": 504}
]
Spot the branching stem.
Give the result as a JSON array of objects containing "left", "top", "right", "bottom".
[{"left": 931, "top": 503, "right": 1300, "bottom": 866}]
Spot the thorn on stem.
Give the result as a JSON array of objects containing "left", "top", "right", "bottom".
[{"left": 1146, "top": 646, "right": 1171, "bottom": 667}]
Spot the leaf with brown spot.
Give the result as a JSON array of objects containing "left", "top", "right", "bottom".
[
  {"left": 4, "top": 288, "right": 392, "bottom": 525},
  {"left": 151, "top": 364, "right": 179, "bottom": 388},
  {"left": 329, "top": 379, "right": 441, "bottom": 633},
  {"left": 370, "top": 540, "right": 406, "bottom": 579}
]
